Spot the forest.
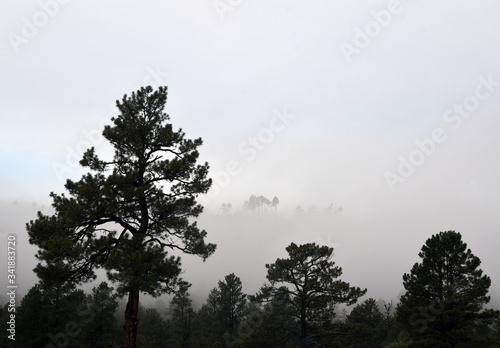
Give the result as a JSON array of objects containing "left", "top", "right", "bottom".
[
  {"left": 1, "top": 231, "right": 500, "bottom": 347},
  {"left": 3, "top": 87, "right": 500, "bottom": 348}
]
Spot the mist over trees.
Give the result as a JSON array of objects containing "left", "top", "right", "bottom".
[
  {"left": 7, "top": 87, "right": 500, "bottom": 347},
  {"left": 243, "top": 195, "right": 279, "bottom": 215},
  {"left": 2, "top": 235, "right": 500, "bottom": 347}
]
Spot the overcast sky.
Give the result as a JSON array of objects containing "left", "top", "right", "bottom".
[{"left": 2, "top": 1, "right": 500, "bottom": 307}]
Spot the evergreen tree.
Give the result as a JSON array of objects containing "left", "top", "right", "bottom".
[
  {"left": 271, "top": 196, "right": 279, "bottom": 215},
  {"left": 241, "top": 294, "right": 296, "bottom": 347},
  {"left": 217, "top": 273, "right": 247, "bottom": 344},
  {"left": 26, "top": 86, "right": 215, "bottom": 348},
  {"left": 0, "top": 303, "right": 10, "bottom": 347},
  {"left": 191, "top": 275, "right": 247, "bottom": 346},
  {"left": 170, "top": 281, "right": 196, "bottom": 347},
  {"left": 82, "top": 282, "right": 120, "bottom": 347},
  {"left": 16, "top": 285, "right": 46, "bottom": 347},
  {"left": 347, "top": 298, "right": 383, "bottom": 328},
  {"left": 343, "top": 298, "right": 386, "bottom": 347},
  {"left": 257, "top": 195, "right": 271, "bottom": 214},
  {"left": 396, "top": 231, "right": 499, "bottom": 347},
  {"left": 16, "top": 283, "right": 89, "bottom": 348},
  {"left": 294, "top": 205, "right": 304, "bottom": 218},
  {"left": 244, "top": 195, "right": 258, "bottom": 213},
  {"left": 254, "top": 242, "right": 366, "bottom": 347},
  {"left": 137, "top": 306, "right": 173, "bottom": 348},
  {"left": 192, "top": 288, "right": 223, "bottom": 347}
]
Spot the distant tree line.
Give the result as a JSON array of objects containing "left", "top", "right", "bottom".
[
  {"left": 294, "top": 203, "right": 343, "bottom": 218},
  {"left": 221, "top": 199, "right": 346, "bottom": 218},
  {"left": 243, "top": 195, "right": 280, "bottom": 215},
  {"left": 2, "top": 232, "right": 500, "bottom": 347}
]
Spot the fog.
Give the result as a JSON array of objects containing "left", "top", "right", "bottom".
[
  {"left": 1, "top": 196, "right": 499, "bottom": 311},
  {"left": 2, "top": 1, "right": 500, "bottom": 311}
]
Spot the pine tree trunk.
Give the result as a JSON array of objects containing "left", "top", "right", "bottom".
[{"left": 123, "top": 289, "right": 140, "bottom": 348}]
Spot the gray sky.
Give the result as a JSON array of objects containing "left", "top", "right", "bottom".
[{"left": 1, "top": 1, "right": 500, "bottom": 307}]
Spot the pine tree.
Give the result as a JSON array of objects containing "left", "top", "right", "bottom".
[
  {"left": 27, "top": 86, "right": 215, "bottom": 348},
  {"left": 396, "top": 231, "right": 499, "bottom": 347},
  {"left": 137, "top": 306, "right": 172, "bottom": 348},
  {"left": 0, "top": 303, "right": 10, "bottom": 347},
  {"left": 343, "top": 298, "right": 386, "bottom": 347},
  {"left": 15, "top": 285, "right": 46, "bottom": 347},
  {"left": 16, "top": 283, "right": 89, "bottom": 348},
  {"left": 191, "top": 288, "right": 223, "bottom": 347},
  {"left": 271, "top": 196, "right": 279, "bottom": 215},
  {"left": 83, "top": 282, "right": 120, "bottom": 347},
  {"left": 254, "top": 242, "right": 366, "bottom": 347},
  {"left": 170, "top": 281, "right": 195, "bottom": 347},
  {"left": 217, "top": 273, "right": 247, "bottom": 343}
]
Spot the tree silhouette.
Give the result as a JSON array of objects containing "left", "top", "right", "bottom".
[
  {"left": 396, "top": 231, "right": 499, "bottom": 347},
  {"left": 244, "top": 195, "right": 258, "bottom": 213},
  {"left": 27, "top": 86, "right": 215, "bottom": 348},
  {"left": 254, "top": 242, "right": 366, "bottom": 347},
  {"left": 257, "top": 195, "right": 271, "bottom": 214},
  {"left": 220, "top": 203, "right": 232, "bottom": 215},
  {"left": 217, "top": 273, "right": 247, "bottom": 339},
  {"left": 83, "top": 282, "right": 120, "bottom": 347},
  {"left": 192, "top": 288, "right": 223, "bottom": 346},
  {"left": 271, "top": 196, "right": 279, "bottom": 215},
  {"left": 343, "top": 298, "right": 386, "bottom": 347},
  {"left": 294, "top": 205, "right": 304, "bottom": 218},
  {"left": 170, "top": 281, "right": 195, "bottom": 347}
]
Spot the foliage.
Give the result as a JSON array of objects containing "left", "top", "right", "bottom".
[
  {"left": 191, "top": 288, "right": 225, "bottom": 347},
  {"left": 15, "top": 283, "right": 89, "bottom": 348},
  {"left": 190, "top": 274, "right": 248, "bottom": 347},
  {"left": 82, "top": 282, "right": 120, "bottom": 347},
  {"left": 137, "top": 306, "right": 173, "bottom": 348},
  {"left": 26, "top": 86, "right": 215, "bottom": 347},
  {"left": 341, "top": 298, "right": 386, "bottom": 347},
  {"left": 170, "top": 281, "right": 196, "bottom": 347},
  {"left": 217, "top": 273, "right": 247, "bottom": 338},
  {"left": 396, "top": 231, "right": 499, "bottom": 347},
  {"left": 0, "top": 303, "right": 10, "bottom": 347},
  {"left": 254, "top": 242, "right": 367, "bottom": 347}
]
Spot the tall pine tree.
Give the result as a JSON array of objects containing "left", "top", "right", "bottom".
[
  {"left": 27, "top": 86, "right": 215, "bottom": 348},
  {"left": 217, "top": 273, "right": 247, "bottom": 345}
]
